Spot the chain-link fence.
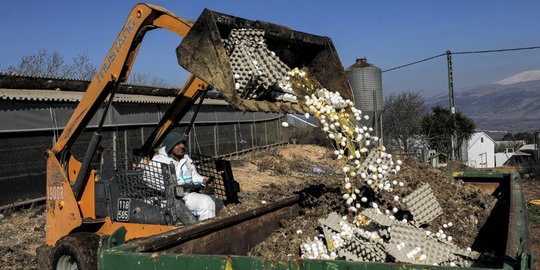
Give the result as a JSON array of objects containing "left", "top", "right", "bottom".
[{"left": 0, "top": 117, "right": 290, "bottom": 207}]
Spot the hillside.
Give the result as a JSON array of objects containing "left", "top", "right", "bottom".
[{"left": 428, "top": 74, "right": 540, "bottom": 132}]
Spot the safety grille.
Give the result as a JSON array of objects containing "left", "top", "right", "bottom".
[
  {"left": 111, "top": 156, "right": 174, "bottom": 209},
  {"left": 102, "top": 151, "right": 237, "bottom": 205},
  {"left": 190, "top": 153, "right": 227, "bottom": 201}
]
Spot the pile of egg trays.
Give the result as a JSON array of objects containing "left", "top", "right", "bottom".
[
  {"left": 363, "top": 197, "right": 478, "bottom": 266},
  {"left": 386, "top": 222, "right": 457, "bottom": 265},
  {"left": 313, "top": 197, "right": 479, "bottom": 265},
  {"left": 318, "top": 212, "right": 388, "bottom": 262},
  {"left": 222, "top": 29, "right": 294, "bottom": 101}
]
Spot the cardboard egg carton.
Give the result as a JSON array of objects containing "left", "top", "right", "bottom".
[
  {"left": 386, "top": 222, "right": 467, "bottom": 265},
  {"left": 361, "top": 208, "right": 395, "bottom": 227},
  {"left": 319, "top": 211, "right": 344, "bottom": 232},
  {"left": 224, "top": 28, "right": 292, "bottom": 100},
  {"left": 338, "top": 238, "right": 387, "bottom": 262},
  {"left": 402, "top": 183, "right": 442, "bottom": 225}
]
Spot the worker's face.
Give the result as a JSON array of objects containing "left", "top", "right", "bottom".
[{"left": 172, "top": 143, "right": 186, "bottom": 158}]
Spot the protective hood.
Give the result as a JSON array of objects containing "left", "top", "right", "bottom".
[{"left": 162, "top": 132, "right": 186, "bottom": 155}]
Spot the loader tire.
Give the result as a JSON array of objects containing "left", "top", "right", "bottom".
[{"left": 51, "top": 232, "right": 100, "bottom": 270}]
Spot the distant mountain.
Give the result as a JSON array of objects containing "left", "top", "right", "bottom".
[
  {"left": 495, "top": 70, "right": 540, "bottom": 85},
  {"left": 428, "top": 73, "right": 540, "bottom": 132}
]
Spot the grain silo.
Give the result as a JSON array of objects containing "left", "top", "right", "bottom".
[{"left": 346, "top": 58, "right": 383, "bottom": 140}]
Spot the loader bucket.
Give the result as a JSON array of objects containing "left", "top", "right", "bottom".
[{"left": 176, "top": 9, "right": 353, "bottom": 113}]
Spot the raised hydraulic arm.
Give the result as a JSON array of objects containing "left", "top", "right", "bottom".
[{"left": 51, "top": 3, "right": 205, "bottom": 159}]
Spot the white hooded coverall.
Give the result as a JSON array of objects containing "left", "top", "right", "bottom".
[{"left": 151, "top": 146, "right": 216, "bottom": 221}]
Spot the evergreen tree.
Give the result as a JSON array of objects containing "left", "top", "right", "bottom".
[{"left": 422, "top": 106, "right": 476, "bottom": 160}]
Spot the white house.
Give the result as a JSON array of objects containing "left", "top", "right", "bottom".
[{"left": 461, "top": 132, "right": 495, "bottom": 168}]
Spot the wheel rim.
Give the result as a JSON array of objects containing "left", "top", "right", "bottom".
[{"left": 56, "top": 254, "right": 78, "bottom": 270}]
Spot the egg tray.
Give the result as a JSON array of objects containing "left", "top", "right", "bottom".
[
  {"left": 386, "top": 222, "right": 470, "bottom": 265},
  {"left": 357, "top": 149, "right": 393, "bottom": 186},
  {"left": 402, "top": 182, "right": 443, "bottom": 225},
  {"left": 224, "top": 29, "right": 292, "bottom": 100},
  {"left": 319, "top": 211, "right": 344, "bottom": 232},
  {"left": 321, "top": 225, "right": 340, "bottom": 251},
  {"left": 358, "top": 149, "right": 380, "bottom": 176},
  {"left": 433, "top": 239, "right": 480, "bottom": 261},
  {"left": 455, "top": 248, "right": 481, "bottom": 259},
  {"left": 316, "top": 211, "right": 480, "bottom": 265},
  {"left": 377, "top": 227, "right": 391, "bottom": 239},
  {"left": 385, "top": 239, "right": 459, "bottom": 265},
  {"left": 361, "top": 208, "right": 395, "bottom": 227},
  {"left": 338, "top": 238, "right": 387, "bottom": 262},
  {"left": 445, "top": 255, "right": 476, "bottom": 268},
  {"left": 387, "top": 222, "right": 426, "bottom": 248}
]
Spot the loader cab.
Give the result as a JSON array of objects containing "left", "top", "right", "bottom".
[{"left": 94, "top": 148, "right": 239, "bottom": 226}]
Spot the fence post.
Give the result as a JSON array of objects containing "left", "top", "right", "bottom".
[
  {"left": 250, "top": 123, "right": 254, "bottom": 148},
  {"left": 124, "top": 130, "right": 128, "bottom": 169},
  {"left": 264, "top": 121, "right": 268, "bottom": 145},
  {"left": 140, "top": 127, "right": 144, "bottom": 147},
  {"left": 234, "top": 123, "right": 238, "bottom": 152},
  {"left": 214, "top": 124, "right": 218, "bottom": 157},
  {"left": 277, "top": 117, "right": 281, "bottom": 143}
]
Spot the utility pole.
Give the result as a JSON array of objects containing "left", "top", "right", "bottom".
[{"left": 446, "top": 50, "right": 457, "bottom": 160}]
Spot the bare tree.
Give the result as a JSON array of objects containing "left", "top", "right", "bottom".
[
  {"left": 64, "top": 53, "right": 97, "bottom": 80},
  {"left": 382, "top": 91, "right": 427, "bottom": 154},
  {"left": 495, "top": 141, "right": 524, "bottom": 153},
  {"left": 128, "top": 72, "right": 172, "bottom": 88},
  {"left": 6, "top": 49, "right": 68, "bottom": 77},
  {"left": 4, "top": 50, "right": 174, "bottom": 86}
]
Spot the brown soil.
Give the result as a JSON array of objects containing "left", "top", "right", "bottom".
[
  {"left": 230, "top": 144, "right": 340, "bottom": 193},
  {"left": 246, "top": 152, "right": 497, "bottom": 261},
  {"left": 220, "top": 144, "right": 344, "bottom": 216},
  {"left": 0, "top": 206, "right": 44, "bottom": 270},
  {"left": 382, "top": 155, "right": 497, "bottom": 248}
]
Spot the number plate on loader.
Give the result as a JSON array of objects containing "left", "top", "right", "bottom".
[{"left": 117, "top": 198, "right": 131, "bottom": 222}]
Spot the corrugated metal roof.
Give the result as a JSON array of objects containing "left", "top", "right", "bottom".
[
  {"left": 0, "top": 88, "right": 229, "bottom": 105},
  {"left": 519, "top": 144, "right": 536, "bottom": 151}
]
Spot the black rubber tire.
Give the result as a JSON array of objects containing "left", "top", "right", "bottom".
[{"left": 51, "top": 232, "right": 100, "bottom": 270}]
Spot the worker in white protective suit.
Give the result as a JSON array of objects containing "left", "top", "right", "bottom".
[{"left": 152, "top": 132, "right": 216, "bottom": 221}]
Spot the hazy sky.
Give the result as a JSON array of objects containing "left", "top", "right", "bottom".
[{"left": 1, "top": 1, "right": 539, "bottom": 97}]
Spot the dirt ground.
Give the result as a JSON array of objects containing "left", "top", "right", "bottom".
[
  {"left": 1, "top": 144, "right": 537, "bottom": 269},
  {"left": 230, "top": 144, "right": 339, "bottom": 193},
  {"left": 220, "top": 144, "right": 344, "bottom": 216},
  {"left": 0, "top": 206, "right": 44, "bottom": 269}
]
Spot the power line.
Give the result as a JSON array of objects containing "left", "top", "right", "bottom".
[
  {"left": 382, "top": 45, "right": 540, "bottom": 73},
  {"left": 382, "top": 53, "right": 445, "bottom": 73},
  {"left": 453, "top": 45, "right": 540, "bottom": 55}
]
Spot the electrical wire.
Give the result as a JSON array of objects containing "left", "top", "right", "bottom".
[
  {"left": 382, "top": 45, "right": 540, "bottom": 73},
  {"left": 453, "top": 45, "right": 540, "bottom": 55},
  {"left": 382, "top": 53, "right": 445, "bottom": 73}
]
